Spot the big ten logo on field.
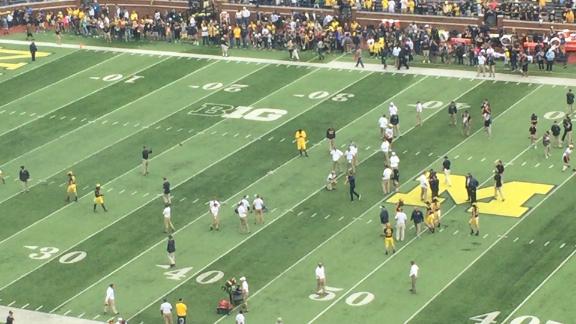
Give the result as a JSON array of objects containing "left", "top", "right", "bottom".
[
  {"left": 187, "top": 103, "right": 287, "bottom": 122},
  {"left": 0, "top": 47, "right": 51, "bottom": 70},
  {"left": 387, "top": 173, "right": 553, "bottom": 218}
]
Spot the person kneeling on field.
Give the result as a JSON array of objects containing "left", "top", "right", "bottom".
[{"left": 326, "top": 171, "right": 337, "bottom": 191}]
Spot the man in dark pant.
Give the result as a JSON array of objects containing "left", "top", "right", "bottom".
[
  {"left": 345, "top": 171, "right": 360, "bottom": 201},
  {"left": 466, "top": 173, "right": 479, "bottom": 203},
  {"left": 29, "top": 41, "right": 37, "bottom": 62}
]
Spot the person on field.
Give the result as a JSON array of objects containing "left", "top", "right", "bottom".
[
  {"left": 94, "top": 184, "right": 108, "bottom": 212},
  {"left": 462, "top": 110, "right": 471, "bottom": 136},
  {"left": 104, "top": 284, "right": 119, "bottom": 315},
  {"left": 167, "top": 235, "right": 176, "bottom": 268},
  {"left": 175, "top": 298, "right": 187, "bottom": 324},
  {"left": 315, "top": 263, "right": 326, "bottom": 296},
  {"left": 209, "top": 198, "right": 221, "bottom": 231},
  {"left": 236, "top": 310, "right": 246, "bottom": 324},
  {"left": 378, "top": 114, "right": 388, "bottom": 139},
  {"left": 162, "top": 177, "right": 172, "bottom": 204},
  {"left": 252, "top": 194, "right": 265, "bottom": 225},
  {"left": 389, "top": 102, "right": 400, "bottom": 137},
  {"left": 379, "top": 205, "right": 389, "bottom": 234},
  {"left": 383, "top": 223, "right": 395, "bottom": 255},
  {"left": 469, "top": 204, "right": 479, "bottom": 236},
  {"left": 442, "top": 156, "right": 451, "bottom": 187},
  {"left": 529, "top": 122, "right": 537, "bottom": 149},
  {"left": 448, "top": 101, "right": 458, "bottom": 126},
  {"left": 395, "top": 208, "right": 407, "bottom": 241},
  {"left": 160, "top": 298, "right": 173, "bottom": 324},
  {"left": 382, "top": 165, "right": 392, "bottom": 194},
  {"left": 240, "top": 276, "right": 249, "bottom": 311},
  {"left": 163, "top": 204, "right": 175, "bottom": 233},
  {"left": 543, "top": 130, "right": 552, "bottom": 159},
  {"left": 326, "top": 127, "right": 336, "bottom": 150},
  {"left": 411, "top": 207, "right": 424, "bottom": 237},
  {"left": 295, "top": 129, "right": 308, "bottom": 157},
  {"left": 381, "top": 138, "right": 391, "bottom": 163},
  {"left": 29, "top": 40, "right": 37, "bottom": 61},
  {"left": 345, "top": 170, "right": 360, "bottom": 201},
  {"left": 6, "top": 310, "right": 14, "bottom": 324},
  {"left": 330, "top": 148, "right": 343, "bottom": 173},
  {"left": 567, "top": 89, "right": 574, "bottom": 115},
  {"left": 562, "top": 144, "right": 575, "bottom": 172},
  {"left": 409, "top": 261, "right": 419, "bottom": 293},
  {"left": 562, "top": 115, "right": 573, "bottom": 145},
  {"left": 415, "top": 101, "right": 423, "bottom": 127},
  {"left": 19, "top": 165, "right": 30, "bottom": 192},
  {"left": 142, "top": 145, "right": 152, "bottom": 176},
  {"left": 493, "top": 170, "right": 505, "bottom": 201},
  {"left": 326, "top": 171, "right": 337, "bottom": 191},
  {"left": 417, "top": 173, "right": 428, "bottom": 201},
  {"left": 551, "top": 121, "right": 562, "bottom": 148},
  {"left": 236, "top": 201, "right": 249, "bottom": 233},
  {"left": 65, "top": 171, "right": 78, "bottom": 203}
]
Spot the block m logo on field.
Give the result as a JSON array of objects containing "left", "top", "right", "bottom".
[
  {"left": 0, "top": 47, "right": 51, "bottom": 70},
  {"left": 386, "top": 173, "right": 553, "bottom": 218}
]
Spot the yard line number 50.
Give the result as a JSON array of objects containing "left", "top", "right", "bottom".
[{"left": 308, "top": 286, "right": 375, "bottom": 307}]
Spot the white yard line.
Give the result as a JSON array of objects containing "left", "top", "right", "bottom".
[
  {"left": 403, "top": 172, "right": 576, "bottom": 324},
  {"left": 55, "top": 70, "right": 377, "bottom": 315},
  {"left": 0, "top": 39, "right": 574, "bottom": 87}
]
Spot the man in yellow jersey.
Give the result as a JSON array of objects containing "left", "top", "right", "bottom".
[
  {"left": 383, "top": 223, "right": 395, "bottom": 255},
  {"left": 65, "top": 171, "right": 78, "bottom": 203},
  {"left": 295, "top": 129, "right": 308, "bottom": 157},
  {"left": 424, "top": 201, "right": 435, "bottom": 233},
  {"left": 432, "top": 198, "right": 441, "bottom": 229},
  {"left": 175, "top": 298, "right": 187, "bottom": 324},
  {"left": 469, "top": 204, "right": 479, "bottom": 236},
  {"left": 93, "top": 184, "right": 108, "bottom": 212}
]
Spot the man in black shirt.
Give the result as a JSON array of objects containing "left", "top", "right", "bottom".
[
  {"left": 167, "top": 235, "right": 176, "bottom": 268},
  {"left": 162, "top": 177, "right": 171, "bottom": 204},
  {"left": 428, "top": 169, "right": 439, "bottom": 198},
  {"left": 29, "top": 41, "right": 37, "bottom": 61},
  {"left": 379, "top": 205, "right": 389, "bottom": 235},
  {"left": 567, "top": 89, "right": 574, "bottom": 115},
  {"left": 19, "top": 165, "right": 30, "bottom": 193},
  {"left": 142, "top": 145, "right": 152, "bottom": 176},
  {"left": 562, "top": 115, "right": 573, "bottom": 144},
  {"left": 494, "top": 170, "right": 504, "bottom": 201},
  {"left": 326, "top": 127, "right": 336, "bottom": 151},
  {"left": 345, "top": 171, "right": 360, "bottom": 201},
  {"left": 448, "top": 101, "right": 458, "bottom": 126},
  {"left": 442, "top": 156, "right": 451, "bottom": 187},
  {"left": 6, "top": 310, "right": 14, "bottom": 324},
  {"left": 551, "top": 121, "right": 562, "bottom": 148},
  {"left": 467, "top": 174, "right": 479, "bottom": 203}
]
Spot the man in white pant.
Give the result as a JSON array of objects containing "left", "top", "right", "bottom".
[{"left": 395, "top": 208, "right": 407, "bottom": 241}]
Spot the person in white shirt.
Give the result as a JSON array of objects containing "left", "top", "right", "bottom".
[
  {"left": 345, "top": 148, "right": 355, "bottom": 173},
  {"left": 241, "top": 195, "right": 250, "bottom": 211},
  {"left": 160, "top": 298, "right": 173, "bottom": 324},
  {"left": 409, "top": 261, "right": 419, "bottom": 293},
  {"left": 390, "top": 152, "right": 400, "bottom": 170},
  {"left": 415, "top": 101, "right": 423, "bottom": 127},
  {"left": 315, "top": 263, "right": 326, "bottom": 296},
  {"left": 104, "top": 283, "right": 118, "bottom": 315},
  {"left": 389, "top": 102, "right": 400, "bottom": 137},
  {"left": 163, "top": 204, "right": 175, "bottom": 234},
  {"left": 384, "top": 125, "right": 394, "bottom": 143},
  {"left": 330, "top": 148, "right": 343, "bottom": 173},
  {"left": 236, "top": 310, "right": 246, "bottom": 324},
  {"left": 382, "top": 165, "right": 393, "bottom": 194},
  {"left": 381, "top": 139, "right": 391, "bottom": 163},
  {"left": 209, "top": 198, "right": 221, "bottom": 231},
  {"left": 349, "top": 143, "right": 359, "bottom": 169},
  {"left": 326, "top": 171, "right": 337, "bottom": 191},
  {"left": 395, "top": 209, "right": 407, "bottom": 241},
  {"left": 252, "top": 195, "right": 265, "bottom": 225},
  {"left": 477, "top": 52, "right": 486, "bottom": 77},
  {"left": 240, "top": 277, "right": 249, "bottom": 311},
  {"left": 417, "top": 174, "right": 428, "bottom": 201},
  {"left": 378, "top": 114, "right": 389, "bottom": 139},
  {"left": 236, "top": 202, "right": 249, "bottom": 234}
]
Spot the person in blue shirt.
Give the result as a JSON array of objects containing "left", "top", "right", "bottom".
[
  {"left": 379, "top": 206, "right": 389, "bottom": 235},
  {"left": 345, "top": 171, "right": 360, "bottom": 201},
  {"left": 411, "top": 207, "right": 424, "bottom": 236}
]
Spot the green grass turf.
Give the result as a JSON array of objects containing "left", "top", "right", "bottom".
[
  {"left": 127, "top": 81, "right": 538, "bottom": 323},
  {"left": 0, "top": 41, "right": 574, "bottom": 324},
  {"left": 0, "top": 50, "right": 115, "bottom": 107}
]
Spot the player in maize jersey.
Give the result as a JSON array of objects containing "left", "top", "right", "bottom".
[
  {"left": 93, "top": 184, "right": 107, "bottom": 212},
  {"left": 295, "top": 129, "right": 308, "bottom": 157},
  {"left": 469, "top": 204, "right": 479, "bottom": 236},
  {"left": 65, "top": 171, "right": 78, "bottom": 203}
]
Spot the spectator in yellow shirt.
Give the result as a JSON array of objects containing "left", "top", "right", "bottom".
[{"left": 175, "top": 298, "right": 187, "bottom": 324}]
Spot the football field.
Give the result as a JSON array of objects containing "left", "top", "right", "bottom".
[{"left": 0, "top": 42, "right": 575, "bottom": 324}]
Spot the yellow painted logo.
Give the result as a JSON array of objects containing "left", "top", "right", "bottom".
[
  {"left": 387, "top": 173, "right": 553, "bottom": 217},
  {"left": 0, "top": 47, "right": 51, "bottom": 70}
]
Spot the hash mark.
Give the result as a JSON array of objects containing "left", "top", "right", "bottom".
[
  {"left": 119, "top": 189, "right": 126, "bottom": 194},
  {"left": 297, "top": 211, "right": 304, "bottom": 216},
  {"left": 453, "top": 230, "right": 459, "bottom": 235},
  {"left": 513, "top": 237, "right": 519, "bottom": 242},
  {"left": 280, "top": 138, "right": 286, "bottom": 142},
  {"left": 234, "top": 133, "right": 239, "bottom": 137},
  {"left": 480, "top": 158, "right": 486, "bottom": 162},
  {"left": 7, "top": 301, "right": 15, "bottom": 307},
  {"left": 366, "top": 219, "right": 372, "bottom": 224},
  {"left": 36, "top": 305, "right": 43, "bottom": 311},
  {"left": 544, "top": 241, "right": 550, "bottom": 247},
  {"left": 549, "top": 164, "right": 554, "bottom": 169},
  {"left": 560, "top": 243, "right": 566, "bottom": 249},
  {"left": 521, "top": 161, "right": 527, "bottom": 166},
  {"left": 454, "top": 155, "right": 460, "bottom": 159},
  {"left": 529, "top": 239, "right": 534, "bottom": 244},
  {"left": 166, "top": 127, "right": 172, "bottom": 131},
  {"left": 482, "top": 234, "right": 489, "bottom": 239},
  {"left": 415, "top": 151, "right": 420, "bottom": 156},
  {"left": 21, "top": 303, "right": 29, "bottom": 309},
  {"left": 338, "top": 216, "right": 344, "bottom": 221},
  {"left": 131, "top": 191, "right": 138, "bottom": 195},
  {"left": 467, "top": 156, "right": 473, "bottom": 161},
  {"left": 402, "top": 150, "right": 408, "bottom": 154},
  {"left": 428, "top": 152, "right": 434, "bottom": 157},
  {"left": 179, "top": 198, "right": 186, "bottom": 202},
  {"left": 324, "top": 214, "right": 331, "bottom": 219},
  {"left": 112, "top": 121, "right": 119, "bottom": 126},
  {"left": 78, "top": 313, "right": 85, "bottom": 318},
  {"left": 63, "top": 310, "right": 71, "bottom": 316},
  {"left": 192, "top": 198, "right": 199, "bottom": 204},
  {"left": 311, "top": 213, "right": 317, "bottom": 218}
]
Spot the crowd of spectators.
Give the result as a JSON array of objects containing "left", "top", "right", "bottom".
[{"left": 0, "top": 0, "right": 571, "bottom": 73}]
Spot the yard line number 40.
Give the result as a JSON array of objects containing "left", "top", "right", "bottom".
[{"left": 471, "top": 311, "right": 563, "bottom": 324}]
